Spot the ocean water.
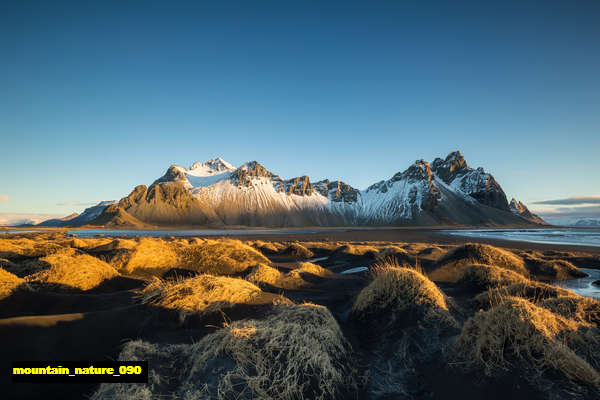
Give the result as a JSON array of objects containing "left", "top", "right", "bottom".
[
  {"left": 553, "top": 268, "right": 600, "bottom": 299},
  {"left": 443, "top": 228, "right": 600, "bottom": 247}
]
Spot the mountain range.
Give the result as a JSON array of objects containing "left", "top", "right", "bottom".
[{"left": 38, "top": 151, "right": 546, "bottom": 228}]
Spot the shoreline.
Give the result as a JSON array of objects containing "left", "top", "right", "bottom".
[{"left": 3, "top": 226, "right": 600, "bottom": 255}]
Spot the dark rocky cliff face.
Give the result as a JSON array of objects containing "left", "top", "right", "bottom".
[
  {"left": 278, "top": 176, "right": 314, "bottom": 196},
  {"left": 229, "top": 161, "right": 277, "bottom": 187},
  {"left": 432, "top": 151, "right": 510, "bottom": 211},
  {"left": 314, "top": 180, "right": 360, "bottom": 203}
]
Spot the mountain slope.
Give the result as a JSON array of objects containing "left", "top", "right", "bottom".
[
  {"left": 509, "top": 198, "right": 547, "bottom": 225},
  {"left": 36, "top": 201, "right": 117, "bottom": 227},
  {"left": 56, "top": 152, "right": 542, "bottom": 228}
]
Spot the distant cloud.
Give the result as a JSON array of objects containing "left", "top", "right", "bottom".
[
  {"left": 56, "top": 201, "right": 97, "bottom": 207},
  {"left": 533, "top": 196, "right": 600, "bottom": 205},
  {"left": 0, "top": 213, "right": 63, "bottom": 226},
  {"left": 535, "top": 205, "right": 600, "bottom": 218},
  {"left": 0, "top": 194, "right": 9, "bottom": 202}
]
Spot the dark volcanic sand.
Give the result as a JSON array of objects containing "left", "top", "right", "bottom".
[{"left": 1, "top": 231, "right": 599, "bottom": 399}]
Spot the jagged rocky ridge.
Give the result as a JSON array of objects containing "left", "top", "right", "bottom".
[
  {"left": 509, "top": 198, "right": 546, "bottom": 225},
  {"left": 45, "top": 153, "right": 547, "bottom": 227}
]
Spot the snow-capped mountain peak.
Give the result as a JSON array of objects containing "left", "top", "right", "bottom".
[
  {"left": 47, "top": 151, "right": 546, "bottom": 228},
  {"left": 189, "top": 157, "right": 236, "bottom": 175}
]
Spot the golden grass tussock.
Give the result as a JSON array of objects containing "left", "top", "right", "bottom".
[
  {"left": 353, "top": 261, "right": 456, "bottom": 328},
  {"left": 475, "top": 280, "right": 574, "bottom": 307},
  {"left": 90, "top": 238, "right": 139, "bottom": 252},
  {"left": 456, "top": 296, "right": 600, "bottom": 387},
  {"left": 178, "top": 239, "right": 271, "bottom": 275},
  {"left": 298, "top": 241, "right": 340, "bottom": 252},
  {"left": 113, "top": 237, "right": 180, "bottom": 275},
  {"left": 294, "top": 262, "right": 334, "bottom": 277},
  {"left": 282, "top": 242, "right": 314, "bottom": 259},
  {"left": 538, "top": 259, "right": 587, "bottom": 279},
  {"left": 247, "top": 262, "right": 333, "bottom": 289},
  {"left": 339, "top": 244, "right": 380, "bottom": 256},
  {"left": 0, "top": 267, "right": 26, "bottom": 300},
  {"left": 0, "top": 237, "right": 64, "bottom": 259},
  {"left": 456, "top": 264, "right": 528, "bottom": 291},
  {"left": 439, "top": 243, "right": 528, "bottom": 275},
  {"left": 92, "top": 303, "right": 359, "bottom": 400},
  {"left": 25, "top": 248, "right": 119, "bottom": 291},
  {"left": 377, "top": 246, "right": 409, "bottom": 260},
  {"left": 540, "top": 296, "right": 600, "bottom": 326},
  {"left": 248, "top": 240, "right": 287, "bottom": 254},
  {"left": 141, "top": 274, "right": 289, "bottom": 320},
  {"left": 246, "top": 264, "right": 288, "bottom": 287}
]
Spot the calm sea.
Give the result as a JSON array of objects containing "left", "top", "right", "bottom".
[{"left": 443, "top": 228, "right": 600, "bottom": 247}]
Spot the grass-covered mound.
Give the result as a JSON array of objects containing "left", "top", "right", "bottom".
[
  {"left": 281, "top": 242, "right": 314, "bottom": 259},
  {"left": 540, "top": 296, "right": 600, "bottom": 326},
  {"left": 475, "top": 280, "right": 574, "bottom": 307},
  {"left": 0, "top": 268, "right": 26, "bottom": 300},
  {"left": 527, "top": 258, "right": 587, "bottom": 280},
  {"left": 178, "top": 239, "right": 271, "bottom": 275},
  {"left": 456, "top": 264, "right": 528, "bottom": 291},
  {"left": 141, "top": 274, "right": 288, "bottom": 320},
  {"left": 247, "top": 240, "right": 286, "bottom": 255},
  {"left": 104, "top": 238, "right": 269, "bottom": 277},
  {"left": 456, "top": 296, "right": 600, "bottom": 390},
  {"left": 431, "top": 243, "right": 528, "bottom": 282},
  {"left": 352, "top": 261, "right": 457, "bottom": 398},
  {"left": 109, "top": 238, "right": 181, "bottom": 276},
  {"left": 377, "top": 246, "right": 410, "bottom": 261},
  {"left": 92, "top": 304, "right": 360, "bottom": 400},
  {"left": 352, "top": 262, "right": 456, "bottom": 329},
  {"left": 0, "top": 236, "right": 64, "bottom": 259},
  {"left": 89, "top": 238, "right": 139, "bottom": 252},
  {"left": 247, "top": 262, "right": 333, "bottom": 289},
  {"left": 25, "top": 248, "right": 119, "bottom": 291}
]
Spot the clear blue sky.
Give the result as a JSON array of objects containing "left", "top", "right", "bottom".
[{"left": 1, "top": 0, "right": 599, "bottom": 221}]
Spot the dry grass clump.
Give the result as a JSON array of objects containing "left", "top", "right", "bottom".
[
  {"left": 297, "top": 241, "right": 339, "bottom": 252},
  {"left": 282, "top": 242, "right": 314, "bottom": 259},
  {"left": 537, "top": 259, "right": 587, "bottom": 279},
  {"left": 248, "top": 240, "right": 286, "bottom": 255},
  {"left": 0, "top": 237, "right": 64, "bottom": 259},
  {"left": 255, "top": 241, "right": 280, "bottom": 255},
  {"left": 113, "top": 238, "right": 180, "bottom": 276},
  {"left": 89, "top": 238, "right": 139, "bottom": 252},
  {"left": 0, "top": 268, "right": 26, "bottom": 300},
  {"left": 540, "top": 296, "right": 600, "bottom": 326},
  {"left": 377, "top": 246, "right": 409, "bottom": 260},
  {"left": 294, "top": 262, "right": 333, "bottom": 277},
  {"left": 475, "top": 280, "right": 574, "bottom": 307},
  {"left": 438, "top": 243, "right": 527, "bottom": 275},
  {"left": 246, "top": 262, "right": 333, "bottom": 289},
  {"left": 456, "top": 296, "right": 600, "bottom": 387},
  {"left": 456, "top": 264, "right": 528, "bottom": 291},
  {"left": 178, "top": 239, "right": 270, "bottom": 275},
  {"left": 246, "top": 264, "right": 290, "bottom": 287},
  {"left": 25, "top": 248, "right": 119, "bottom": 291},
  {"left": 92, "top": 303, "right": 359, "bottom": 400},
  {"left": 353, "top": 261, "right": 456, "bottom": 328},
  {"left": 339, "top": 244, "right": 380, "bottom": 256},
  {"left": 417, "top": 245, "right": 446, "bottom": 260},
  {"left": 141, "top": 274, "right": 288, "bottom": 320}
]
